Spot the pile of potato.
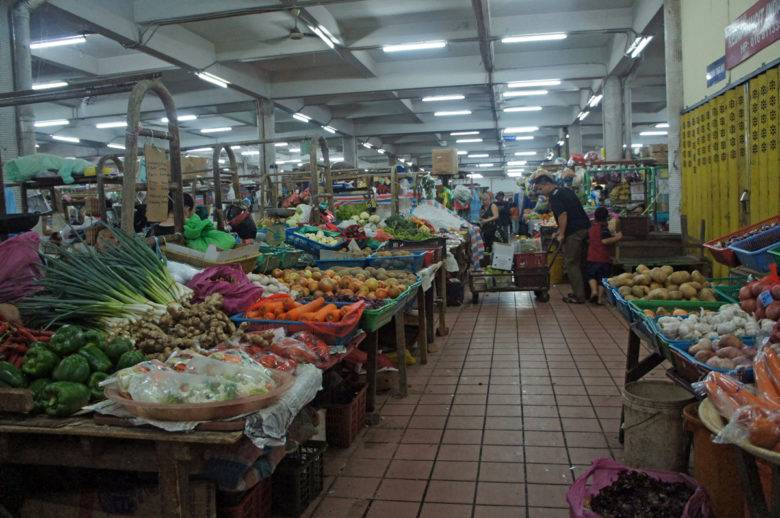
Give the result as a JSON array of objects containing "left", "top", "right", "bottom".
[{"left": 607, "top": 265, "right": 717, "bottom": 302}]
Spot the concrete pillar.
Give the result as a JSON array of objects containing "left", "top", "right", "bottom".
[
  {"left": 664, "top": 0, "right": 683, "bottom": 233},
  {"left": 258, "top": 99, "right": 275, "bottom": 174},
  {"left": 603, "top": 75, "right": 623, "bottom": 161},
  {"left": 623, "top": 77, "right": 633, "bottom": 158},
  {"left": 342, "top": 137, "right": 357, "bottom": 167},
  {"left": 11, "top": 1, "right": 45, "bottom": 157},
  {"left": 569, "top": 123, "right": 583, "bottom": 155},
  {"left": 0, "top": 3, "right": 19, "bottom": 159}
]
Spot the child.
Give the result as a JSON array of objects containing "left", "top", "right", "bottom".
[
  {"left": 509, "top": 202, "right": 520, "bottom": 235},
  {"left": 587, "top": 207, "right": 623, "bottom": 305}
]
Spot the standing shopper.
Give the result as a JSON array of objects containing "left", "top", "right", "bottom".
[
  {"left": 494, "top": 192, "right": 511, "bottom": 241},
  {"left": 509, "top": 202, "right": 520, "bottom": 236},
  {"left": 532, "top": 173, "right": 590, "bottom": 304},
  {"left": 478, "top": 193, "right": 500, "bottom": 253}
]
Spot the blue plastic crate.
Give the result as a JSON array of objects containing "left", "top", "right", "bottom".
[
  {"left": 314, "top": 257, "right": 367, "bottom": 269},
  {"left": 728, "top": 225, "right": 780, "bottom": 272},
  {"left": 669, "top": 338, "right": 755, "bottom": 383},
  {"left": 602, "top": 278, "right": 618, "bottom": 306},
  {"left": 366, "top": 251, "right": 426, "bottom": 273},
  {"left": 285, "top": 227, "right": 346, "bottom": 257}
]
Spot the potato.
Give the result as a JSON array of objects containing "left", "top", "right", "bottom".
[
  {"left": 650, "top": 268, "right": 668, "bottom": 284},
  {"left": 636, "top": 264, "right": 650, "bottom": 274},
  {"left": 618, "top": 286, "right": 632, "bottom": 297},
  {"left": 631, "top": 285, "right": 646, "bottom": 298},
  {"left": 706, "top": 357, "right": 736, "bottom": 370},
  {"left": 691, "top": 270, "right": 706, "bottom": 284},
  {"left": 690, "top": 338, "right": 713, "bottom": 353},
  {"left": 669, "top": 271, "right": 691, "bottom": 285},
  {"left": 661, "top": 265, "right": 674, "bottom": 275},
  {"left": 716, "top": 346, "right": 743, "bottom": 359},
  {"left": 719, "top": 334, "right": 742, "bottom": 348},
  {"left": 649, "top": 282, "right": 664, "bottom": 290},
  {"left": 633, "top": 274, "right": 652, "bottom": 286},
  {"left": 665, "top": 284, "right": 679, "bottom": 292},
  {"left": 689, "top": 281, "right": 703, "bottom": 291},
  {"left": 694, "top": 350, "right": 715, "bottom": 362},
  {"left": 625, "top": 295, "right": 637, "bottom": 300},
  {"left": 679, "top": 283, "right": 698, "bottom": 299},
  {"left": 647, "top": 288, "right": 669, "bottom": 300},
  {"left": 668, "top": 290, "right": 682, "bottom": 300},
  {"left": 699, "top": 288, "right": 717, "bottom": 302}
]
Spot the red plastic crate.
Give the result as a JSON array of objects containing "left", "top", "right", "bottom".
[
  {"left": 514, "top": 252, "right": 547, "bottom": 268},
  {"left": 513, "top": 267, "right": 548, "bottom": 289},
  {"left": 217, "top": 477, "right": 272, "bottom": 518},
  {"left": 325, "top": 383, "right": 367, "bottom": 448},
  {"left": 704, "top": 214, "right": 780, "bottom": 267}
]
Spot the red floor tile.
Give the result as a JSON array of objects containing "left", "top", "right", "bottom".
[
  {"left": 395, "top": 443, "right": 439, "bottom": 460},
  {"left": 475, "top": 481, "right": 525, "bottom": 506},
  {"left": 425, "top": 480, "right": 476, "bottom": 504},
  {"left": 419, "top": 503, "right": 474, "bottom": 518},
  {"left": 328, "top": 476, "right": 381, "bottom": 499},
  {"left": 385, "top": 459, "right": 434, "bottom": 479},
  {"left": 402, "top": 428, "right": 443, "bottom": 444},
  {"left": 431, "top": 460, "right": 479, "bottom": 481},
  {"left": 375, "top": 478, "right": 427, "bottom": 502},
  {"left": 474, "top": 505, "right": 526, "bottom": 518},
  {"left": 364, "top": 500, "right": 420, "bottom": 518},
  {"left": 340, "top": 458, "right": 390, "bottom": 478},
  {"left": 478, "top": 462, "right": 525, "bottom": 483},
  {"left": 309, "top": 497, "right": 369, "bottom": 518}
]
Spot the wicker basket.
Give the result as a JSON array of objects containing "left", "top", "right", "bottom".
[{"left": 162, "top": 243, "right": 260, "bottom": 274}]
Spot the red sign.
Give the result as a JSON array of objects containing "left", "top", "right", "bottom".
[{"left": 725, "top": 0, "right": 780, "bottom": 69}]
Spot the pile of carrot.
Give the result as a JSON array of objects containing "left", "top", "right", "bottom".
[{"left": 246, "top": 296, "right": 349, "bottom": 323}]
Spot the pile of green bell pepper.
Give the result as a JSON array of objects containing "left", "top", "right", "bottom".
[{"left": 11, "top": 325, "right": 147, "bottom": 417}]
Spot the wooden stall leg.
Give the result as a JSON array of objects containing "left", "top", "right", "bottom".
[
  {"left": 365, "top": 330, "right": 380, "bottom": 425},
  {"left": 436, "top": 267, "right": 449, "bottom": 336},
  {"left": 155, "top": 442, "right": 192, "bottom": 518},
  {"left": 394, "top": 313, "right": 408, "bottom": 399},
  {"left": 417, "top": 285, "right": 428, "bottom": 364},
  {"left": 425, "top": 283, "right": 435, "bottom": 345}
]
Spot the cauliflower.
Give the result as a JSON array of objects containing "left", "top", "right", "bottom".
[
  {"left": 369, "top": 215, "right": 381, "bottom": 224},
  {"left": 359, "top": 212, "right": 370, "bottom": 221}
]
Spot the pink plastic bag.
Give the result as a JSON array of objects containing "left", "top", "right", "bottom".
[
  {"left": 187, "top": 263, "right": 263, "bottom": 316},
  {"left": 0, "top": 232, "right": 42, "bottom": 302},
  {"left": 567, "top": 458, "right": 712, "bottom": 518}
]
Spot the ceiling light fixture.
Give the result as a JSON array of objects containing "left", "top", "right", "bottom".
[
  {"left": 292, "top": 113, "right": 311, "bottom": 123},
  {"left": 196, "top": 71, "right": 230, "bottom": 88},
  {"left": 34, "top": 119, "right": 69, "bottom": 128},
  {"left": 31, "top": 81, "right": 68, "bottom": 90},
  {"left": 200, "top": 127, "right": 232, "bottom": 133},
  {"left": 457, "top": 150, "right": 468, "bottom": 155},
  {"left": 656, "top": 123, "right": 669, "bottom": 128},
  {"left": 318, "top": 25, "right": 341, "bottom": 45},
  {"left": 477, "top": 163, "right": 494, "bottom": 168},
  {"left": 241, "top": 150, "right": 260, "bottom": 156},
  {"left": 507, "top": 160, "right": 527, "bottom": 166},
  {"left": 187, "top": 147, "right": 213, "bottom": 153},
  {"left": 507, "top": 79, "right": 561, "bottom": 88},
  {"left": 30, "top": 35, "right": 86, "bottom": 49},
  {"left": 504, "top": 126, "right": 538, "bottom": 133},
  {"left": 382, "top": 40, "right": 447, "bottom": 52},
  {"left": 308, "top": 25, "right": 336, "bottom": 49},
  {"left": 503, "top": 106, "right": 543, "bottom": 112},
  {"left": 456, "top": 138, "right": 482, "bottom": 143},
  {"left": 289, "top": 147, "right": 301, "bottom": 153},
  {"left": 467, "top": 173, "right": 483, "bottom": 178},
  {"left": 95, "top": 121, "right": 127, "bottom": 129},
  {"left": 434, "top": 110, "right": 471, "bottom": 116},
  {"left": 627, "top": 35, "right": 653, "bottom": 58},
  {"left": 577, "top": 111, "right": 590, "bottom": 121},
  {"left": 557, "top": 140, "right": 565, "bottom": 146},
  {"left": 507, "top": 172, "right": 524, "bottom": 177},
  {"left": 504, "top": 90, "right": 548, "bottom": 97},
  {"left": 501, "top": 33, "right": 567, "bottom": 44},
  {"left": 107, "top": 143, "right": 125, "bottom": 150},
  {"left": 506, "top": 135, "right": 535, "bottom": 141},
  {"left": 321, "top": 125, "right": 337, "bottom": 134},
  {"left": 514, "top": 151, "right": 536, "bottom": 156},
  {"left": 468, "top": 154, "right": 489, "bottom": 158},
  {"left": 640, "top": 130, "right": 668, "bottom": 136},
  {"left": 377, "top": 149, "right": 386, "bottom": 154},
  {"left": 51, "top": 135, "right": 79, "bottom": 143},
  {"left": 587, "top": 94, "right": 603, "bottom": 108},
  {"left": 274, "top": 142, "right": 288, "bottom": 147},
  {"left": 450, "top": 131, "right": 479, "bottom": 136},
  {"left": 161, "top": 115, "right": 198, "bottom": 123},
  {"left": 362, "top": 142, "right": 373, "bottom": 149},
  {"left": 631, "top": 143, "right": 643, "bottom": 148},
  {"left": 422, "top": 94, "right": 465, "bottom": 102}
]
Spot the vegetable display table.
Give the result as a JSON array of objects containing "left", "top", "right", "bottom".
[{"left": 0, "top": 414, "right": 242, "bottom": 518}]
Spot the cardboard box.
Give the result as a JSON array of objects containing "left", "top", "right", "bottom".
[
  {"left": 432, "top": 148, "right": 458, "bottom": 175},
  {"left": 22, "top": 480, "right": 216, "bottom": 518},
  {"left": 491, "top": 242, "right": 514, "bottom": 271}
]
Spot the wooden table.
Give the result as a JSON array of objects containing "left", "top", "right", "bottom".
[{"left": 0, "top": 413, "right": 242, "bottom": 518}]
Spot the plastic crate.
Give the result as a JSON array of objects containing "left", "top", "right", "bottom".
[
  {"left": 325, "top": 383, "right": 367, "bottom": 448},
  {"left": 313, "top": 256, "right": 367, "bottom": 270},
  {"left": 385, "top": 237, "right": 446, "bottom": 264},
  {"left": 619, "top": 215, "right": 650, "bottom": 237},
  {"left": 285, "top": 227, "right": 346, "bottom": 257},
  {"left": 513, "top": 267, "right": 548, "bottom": 289},
  {"left": 217, "top": 477, "right": 272, "bottom": 518},
  {"left": 770, "top": 245, "right": 780, "bottom": 268},
  {"left": 367, "top": 251, "right": 426, "bottom": 273},
  {"left": 729, "top": 225, "right": 780, "bottom": 272},
  {"left": 704, "top": 215, "right": 780, "bottom": 267},
  {"left": 360, "top": 299, "right": 399, "bottom": 332},
  {"left": 162, "top": 244, "right": 260, "bottom": 274},
  {"left": 602, "top": 278, "right": 618, "bottom": 305},
  {"left": 669, "top": 338, "right": 755, "bottom": 384},
  {"left": 513, "top": 252, "right": 547, "bottom": 269},
  {"left": 272, "top": 441, "right": 326, "bottom": 517},
  {"left": 713, "top": 285, "right": 740, "bottom": 303}
]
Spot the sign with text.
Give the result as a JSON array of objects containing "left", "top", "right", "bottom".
[
  {"left": 706, "top": 56, "right": 727, "bottom": 87},
  {"left": 181, "top": 156, "right": 209, "bottom": 180},
  {"left": 725, "top": 0, "right": 780, "bottom": 69},
  {"left": 144, "top": 144, "right": 169, "bottom": 222}
]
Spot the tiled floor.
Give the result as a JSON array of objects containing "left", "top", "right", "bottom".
[{"left": 304, "top": 284, "right": 669, "bottom": 518}]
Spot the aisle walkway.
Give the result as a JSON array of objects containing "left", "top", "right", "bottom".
[{"left": 305, "top": 285, "right": 667, "bottom": 518}]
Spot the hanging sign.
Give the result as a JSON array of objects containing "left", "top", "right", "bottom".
[
  {"left": 706, "top": 56, "right": 727, "bottom": 87},
  {"left": 725, "top": 0, "right": 780, "bottom": 70},
  {"left": 144, "top": 144, "right": 169, "bottom": 222}
]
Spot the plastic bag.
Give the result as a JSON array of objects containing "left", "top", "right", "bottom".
[
  {"left": 254, "top": 352, "right": 297, "bottom": 372},
  {"left": 270, "top": 336, "right": 320, "bottom": 364},
  {"left": 188, "top": 263, "right": 264, "bottom": 316},
  {"left": 183, "top": 214, "right": 236, "bottom": 252},
  {"left": 566, "top": 458, "right": 712, "bottom": 518},
  {"left": 166, "top": 260, "right": 203, "bottom": 285},
  {"left": 291, "top": 331, "right": 330, "bottom": 361},
  {"left": 0, "top": 231, "right": 43, "bottom": 303},
  {"left": 3, "top": 154, "right": 93, "bottom": 184}
]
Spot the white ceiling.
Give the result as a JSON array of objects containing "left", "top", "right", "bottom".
[{"left": 25, "top": 0, "right": 669, "bottom": 175}]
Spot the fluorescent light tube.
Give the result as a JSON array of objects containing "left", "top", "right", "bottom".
[
  {"left": 297, "top": 162, "right": 304, "bottom": 167},
  {"left": 241, "top": 150, "right": 260, "bottom": 156},
  {"left": 377, "top": 149, "right": 386, "bottom": 154},
  {"left": 631, "top": 143, "right": 643, "bottom": 148},
  {"left": 292, "top": 113, "right": 311, "bottom": 123},
  {"left": 587, "top": 94, "right": 603, "bottom": 108},
  {"left": 507, "top": 161, "right": 527, "bottom": 166},
  {"left": 422, "top": 94, "right": 465, "bottom": 102},
  {"left": 450, "top": 131, "right": 479, "bottom": 136},
  {"left": 188, "top": 147, "right": 213, "bottom": 153},
  {"left": 31, "top": 81, "right": 68, "bottom": 90},
  {"left": 383, "top": 40, "right": 447, "bottom": 52},
  {"left": 330, "top": 157, "right": 344, "bottom": 162},
  {"left": 321, "top": 125, "right": 337, "bottom": 134},
  {"left": 468, "top": 154, "right": 489, "bottom": 158},
  {"left": 457, "top": 151, "right": 467, "bottom": 155},
  {"left": 200, "top": 127, "right": 232, "bottom": 133},
  {"left": 434, "top": 110, "right": 471, "bottom": 116},
  {"left": 501, "top": 33, "right": 566, "bottom": 44},
  {"left": 504, "top": 90, "right": 548, "bottom": 97},
  {"left": 514, "top": 151, "right": 536, "bottom": 156},
  {"left": 578, "top": 111, "right": 590, "bottom": 121},
  {"left": 640, "top": 130, "right": 667, "bottom": 136},
  {"left": 504, "top": 106, "right": 543, "bottom": 113},
  {"left": 161, "top": 115, "right": 198, "bottom": 123},
  {"left": 504, "top": 126, "right": 538, "bottom": 133},
  {"left": 289, "top": 148, "right": 301, "bottom": 153},
  {"left": 197, "top": 72, "right": 230, "bottom": 88},
  {"left": 628, "top": 35, "right": 653, "bottom": 58},
  {"left": 507, "top": 79, "right": 560, "bottom": 88},
  {"left": 30, "top": 35, "right": 86, "bottom": 49},
  {"left": 309, "top": 25, "right": 335, "bottom": 49},
  {"left": 656, "top": 123, "right": 669, "bottom": 128},
  {"left": 467, "top": 173, "right": 483, "bottom": 178},
  {"left": 318, "top": 25, "right": 341, "bottom": 45},
  {"left": 477, "top": 163, "right": 494, "bottom": 168},
  {"left": 95, "top": 121, "right": 127, "bottom": 129},
  {"left": 507, "top": 172, "right": 524, "bottom": 177},
  {"left": 107, "top": 143, "right": 125, "bottom": 150},
  {"left": 557, "top": 140, "right": 565, "bottom": 146},
  {"left": 34, "top": 119, "right": 69, "bottom": 128},
  {"left": 274, "top": 142, "right": 288, "bottom": 147},
  {"left": 456, "top": 138, "right": 482, "bottom": 143},
  {"left": 362, "top": 142, "right": 373, "bottom": 149},
  {"left": 51, "top": 135, "right": 79, "bottom": 143}
]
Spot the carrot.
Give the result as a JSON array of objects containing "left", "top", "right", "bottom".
[
  {"left": 283, "top": 297, "right": 325, "bottom": 320},
  {"left": 282, "top": 298, "right": 299, "bottom": 311},
  {"left": 297, "top": 312, "right": 318, "bottom": 321},
  {"left": 264, "top": 312, "right": 276, "bottom": 320},
  {"left": 755, "top": 356, "right": 780, "bottom": 405},
  {"left": 764, "top": 349, "right": 780, "bottom": 394},
  {"left": 259, "top": 301, "right": 284, "bottom": 315},
  {"left": 311, "top": 304, "right": 338, "bottom": 322},
  {"left": 247, "top": 310, "right": 264, "bottom": 319}
]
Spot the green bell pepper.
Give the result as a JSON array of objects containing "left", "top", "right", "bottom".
[
  {"left": 103, "top": 337, "right": 133, "bottom": 364},
  {"left": 47, "top": 325, "right": 85, "bottom": 356},
  {"left": 29, "top": 378, "right": 51, "bottom": 413},
  {"left": 21, "top": 344, "right": 60, "bottom": 378},
  {"left": 0, "top": 361, "right": 27, "bottom": 388},
  {"left": 41, "top": 381, "right": 90, "bottom": 416},
  {"left": 78, "top": 344, "right": 112, "bottom": 373},
  {"left": 87, "top": 372, "right": 109, "bottom": 400},
  {"left": 52, "top": 354, "right": 90, "bottom": 383},
  {"left": 115, "top": 350, "right": 145, "bottom": 371},
  {"left": 83, "top": 329, "right": 107, "bottom": 348}
]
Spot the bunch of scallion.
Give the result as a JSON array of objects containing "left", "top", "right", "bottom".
[{"left": 19, "top": 227, "right": 192, "bottom": 329}]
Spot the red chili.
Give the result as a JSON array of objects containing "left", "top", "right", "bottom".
[
  {"left": 33, "top": 330, "right": 54, "bottom": 336},
  {"left": 31, "top": 335, "right": 50, "bottom": 343}
]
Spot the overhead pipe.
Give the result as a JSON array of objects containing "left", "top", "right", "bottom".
[{"left": 11, "top": 0, "right": 48, "bottom": 156}]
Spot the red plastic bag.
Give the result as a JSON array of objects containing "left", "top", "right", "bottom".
[
  {"left": 740, "top": 264, "right": 780, "bottom": 319},
  {"left": 187, "top": 263, "right": 264, "bottom": 316},
  {"left": 0, "top": 232, "right": 43, "bottom": 303},
  {"left": 291, "top": 331, "right": 330, "bottom": 361},
  {"left": 567, "top": 458, "right": 712, "bottom": 518}
]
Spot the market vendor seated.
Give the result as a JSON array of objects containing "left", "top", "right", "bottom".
[{"left": 146, "top": 192, "right": 195, "bottom": 237}]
